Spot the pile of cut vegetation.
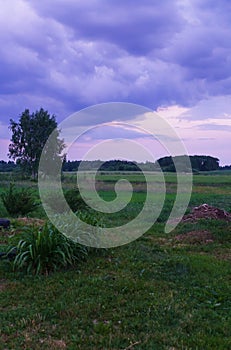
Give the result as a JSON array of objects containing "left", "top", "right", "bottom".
[{"left": 182, "top": 203, "right": 231, "bottom": 222}]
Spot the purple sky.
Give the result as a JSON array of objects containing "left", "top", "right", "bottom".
[{"left": 0, "top": 0, "right": 231, "bottom": 165}]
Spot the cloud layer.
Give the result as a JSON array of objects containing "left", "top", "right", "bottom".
[{"left": 0, "top": 0, "right": 231, "bottom": 163}]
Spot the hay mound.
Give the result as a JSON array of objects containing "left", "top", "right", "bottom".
[{"left": 182, "top": 204, "right": 231, "bottom": 222}]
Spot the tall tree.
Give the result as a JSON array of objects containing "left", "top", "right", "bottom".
[{"left": 8, "top": 108, "right": 65, "bottom": 179}]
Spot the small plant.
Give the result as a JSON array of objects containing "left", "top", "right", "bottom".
[
  {"left": 43, "top": 187, "right": 86, "bottom": 214},
  {"left": 8, "top": 223, "right": 88, "bottom": 275},
  {"left": 50, "top": 209, "right": 105, "bottom": 248},
  {"left": 1, "top": 183, "right": 38, "bottom": 216},
  {"left": 65, "top": 187, "right": 87, "bottom": 212}
]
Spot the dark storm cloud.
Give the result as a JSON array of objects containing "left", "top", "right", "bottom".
[
  {"left": 163, "top": 0, "right": 231, "bottom": 93},
  {"left": 29, "top": 0, "right": 183, "bottom": 56},
  {"left": 1, "top": 0, "right": 231, "bottom": 127}
]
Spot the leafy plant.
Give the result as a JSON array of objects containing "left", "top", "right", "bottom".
[
  {"left": 1, "top": 183, "right": 39, "bottom": 216},
  {"left": 65, "top": 187, "right": 87, "bottom": 212},
  {"left": 50, "top": 209, "right": 105, "bottom": 249},
  {"left": 8, "top": 223, "right": 88, "bottom": 275},
  {"left": 43, "top": 187, "right": 86, "bottom": 214}
]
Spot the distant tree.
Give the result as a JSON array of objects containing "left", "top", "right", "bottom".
[
  {"left": 156, "top": 155, "right": 220, "bottom": 172},
  {"left": 220, "top": 165, "right": 231, "bottom": 170},
  {"left": 8, "top": 108, "right": 65, "bottom": 179},
  {"left": 99, "top": 160, "right": 140, "bottom": 172},
  {"left": 190, "top": 155, "right": 219, "bottom": 171},
  {"left": 0, "top": 160, "right": 18, "bottom": 172}
]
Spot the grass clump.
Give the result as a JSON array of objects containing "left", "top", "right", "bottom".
[{"left": 8, "top": 223, "right": 88, "bottom": 275}]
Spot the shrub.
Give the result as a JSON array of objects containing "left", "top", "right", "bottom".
[
  {"left": 8, "top": 223, "right": 88, "bottom": 275},
  {"left": 65, "top": 187, "right": 86, "bottom": 212},
  {"left": 43, "top": 187, "right": 86, "bottom": 214},
  {"left": 1, "top": 183, "right": 38, "bottom": 216}
]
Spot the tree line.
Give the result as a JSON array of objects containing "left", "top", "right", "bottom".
[
  {"left": 1, "top": 157, "right": 228, "bottom": 173},
  {"left": 1, "top": 108, "right": 230, "bottom": 176},
  {"left": 62, "top": 156, "right": 224, "bottom": 172}
]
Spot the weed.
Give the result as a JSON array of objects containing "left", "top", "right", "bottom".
[{"left": 7, "top": 223, "right": 88, "bottom": 275}]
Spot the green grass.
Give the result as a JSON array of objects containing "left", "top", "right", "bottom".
[
  {"left": 0, "top": 238, "right": 230, "bottom": 349},
  {"left": 0, "top": 172, "right": 231, "bottom": 349}
]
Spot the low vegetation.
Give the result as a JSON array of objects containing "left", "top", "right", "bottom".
[
  {"left": 1, "top": 182, "right": 39, "bottom": 216},
  {"left": 7, "top": 223, "right": 88, "bottom": 275},
  {"left": 0, "top": 171, "right": 230, "bottom": 349}
]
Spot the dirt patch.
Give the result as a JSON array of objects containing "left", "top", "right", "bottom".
[
  {"left": 15, "top": 217, "right": 45, "bottom": 226},
  {"left": 39, "top": 337, "right": 67, "bottom": 349},
  {"left": 174, "top": 230, "right": 214, "bottom": 245},
  {"left": 213, "top": 249, "right": 231, "bottom": 261},
  {"left": 0, "top": 217, "right": 45, "bottom": 239},
  {"left": 182, "top": 204, "right": 231, "bottom": 223}
]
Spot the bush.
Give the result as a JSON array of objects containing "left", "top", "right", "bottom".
[
  {"left": 65, "top": 187, "right": 86, "bottom": 212},
  {"left": 43, "top": 187, "right": 86, "bottom": 214},
  {"left": 8, "top": 223, "right": 88, "bottom": 275},
  {"left": 1, "top": 183, "right": 38, "bottom": 216}
]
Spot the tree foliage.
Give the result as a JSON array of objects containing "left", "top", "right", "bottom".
[
  {"left": 0, "top": 160, "right": 18, "bottom": 172},
  {"left": 62, "top": 156, "right": 221, "bottom": 173},
  {"left": 8, "top": 108, "right": 65, "bottom": 178},
  {"left": 62, "top": 159, "right": 144, "bottom": 172},
  {"left": 157, "top": 155, "right": 220, "bottom": 172}
]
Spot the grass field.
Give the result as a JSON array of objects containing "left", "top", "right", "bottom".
[{"left": 0, "top": 171, "right": 230, "bottom": 349}]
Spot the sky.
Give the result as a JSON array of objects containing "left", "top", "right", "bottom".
[{"left": 0, "top": 0, "right": 231, "bottom": 165}]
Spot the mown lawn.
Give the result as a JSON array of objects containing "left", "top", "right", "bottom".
[{"left": 0, "top": 172, "right": 230, "bottom": 349}]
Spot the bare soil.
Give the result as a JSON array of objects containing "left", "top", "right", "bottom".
[
  {"left": 181, "top": 203, "right": 231, "bottom": 222},
  {"left": 15, "top": 217, "right": 45, "bottom": 226},
  {"left": 174, "top": 230, "right": 214, "bottom": 244}
]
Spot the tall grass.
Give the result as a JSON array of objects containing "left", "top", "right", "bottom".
[{"left": 8, "top": 223, "right": 88, "bottom": 275}]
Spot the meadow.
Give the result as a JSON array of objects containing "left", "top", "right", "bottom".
[{"left": 0, "top": 171, "right": 230, "bottom": 349}]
